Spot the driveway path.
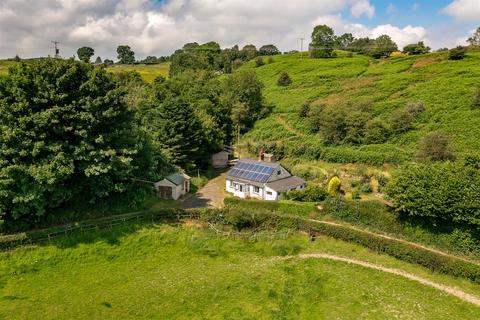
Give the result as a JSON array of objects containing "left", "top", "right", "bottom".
[{"left": 182, "top": 173, "right": 227, "bottom": 209}]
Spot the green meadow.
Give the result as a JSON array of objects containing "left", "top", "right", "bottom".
[
  {"left": 106, "top": 62, "right": 170, "bottom": 82},
  {"left": 1, "top": 222, "right": 480, "bottom": 319}
]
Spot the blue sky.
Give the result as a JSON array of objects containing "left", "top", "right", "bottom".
[{"left": 0, "top": 0, "right": 478, "bottom": 59}]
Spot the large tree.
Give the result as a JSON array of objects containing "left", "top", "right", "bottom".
[
  {"left": 77, "top": 46, "right": 94, "bottom": 63},
  {"left": 241, "top": 45, "right": 258, "bottom": 60},
  {"left": 0, "top": 59, "right": 150, "bottom": 225},
  {"left": 117, "top": 45, "right": 136, "bottom": 64},
  {"left": 367, "top": 35, "right": 398, "bottom": 58},
  {"left": 335, "top": 33, "right": 355, "bottom": 50},
  {"left": 310, "top": 25, "right": 336, "bottom": 58},
  {"left": 259, "top": 45, "right": 280, "bottom": 56},
  {"left": 468, "top": 27, "right": 480, "bottom": 46},
  {"left": 403, "top": 41, "right": 430, "bottom": 55}
]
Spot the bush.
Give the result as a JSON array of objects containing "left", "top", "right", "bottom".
[
  {"left": 390, "top": 102, "right": 425, "bottom": 134},
  {"left": 267, "top": 56, "right": 275, "bottom": 64},
  {"left": 402, "top": 42, "right": 430, "bottom": 55},
  {"left": 449, "top": 46, "right": 466, "bottom": 60},
  {"left": 351, "top": 190, "right": 361, "bottom": 200},
  {"left": 364, "top": 118, "right": 391, "bottom": 144},
  {"left": 298, "top": 103, "right": 310, "bottom": 118},
  {"left": 284, "top": 185, "right": 328, "bottom": 202},
  {"left": 277, "top": 72, "right": 292, "bottom": 86},
  {"left": 255, "top": 57, "right": 265, "bottom": 67},
  {"left": 416, "top": 131, "right": 455, "bottom": 162},
  {"left": 387, "top": 162, "right": 480, "bottom": 228},
  {"left": 327, "top": 177, "right": 342, "bottom": 197},
  {"left": 359, "top": 183, "right": 373, "bottom": 194}
]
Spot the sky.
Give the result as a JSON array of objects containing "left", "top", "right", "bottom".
[{"left": 0, "top": 0, "right": 478, "bottom": 60}]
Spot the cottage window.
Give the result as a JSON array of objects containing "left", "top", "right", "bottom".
[
  {"left": 277, "top": 170, "right": 281, "bottom": 175},
  {"left": 253, "top": 186, "right": 260, "bottom": 193},
  {"left": 266, "top": 191, "right": 273, "bottom": 195}
]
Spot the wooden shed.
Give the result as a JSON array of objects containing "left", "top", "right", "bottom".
[
  {"left": 154, "top": 173, "right": 191, "bottom": 200},
  {"left": 211, "top": 151, "right": 230, "bottom": 169}
]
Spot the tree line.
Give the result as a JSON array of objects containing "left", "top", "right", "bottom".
[{"left": 0, "top": 51, "right": 268, "bottom": 229}]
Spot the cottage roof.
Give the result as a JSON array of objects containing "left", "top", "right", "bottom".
[
  {"left": 227, "top": 158, "right": 281, "bottom": 183},
  {"left": 266, "top": 176, "right": 305, "bottom": 192},
  {"left": 155, "top": 172, "right": 191, "bottom": 187}
]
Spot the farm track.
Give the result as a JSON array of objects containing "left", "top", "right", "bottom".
[
  {"left": 308, "top": 218, "right": 480, "bottom": 266},
  {"left": 277, "top": 253, "right": 480, "bottom": 306}
]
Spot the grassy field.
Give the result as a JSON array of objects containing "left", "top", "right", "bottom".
[
  {"left": 106, "top": 63, "right": 170, "bottom": 82},
  {"left": 1, "top": 222, "right": 480, "bottom": 319},
  {"left": 240, "top": 50, "right": 480, "bottom": 164},
  {"left": 0, "top": 60, "right": 17, "bottom": 76}
]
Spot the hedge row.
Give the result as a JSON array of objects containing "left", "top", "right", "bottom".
[
  {"left": 0, "top": 208, "right": 191, "bottom": 250},
  {"left": 199, "top": 208, "right": 480, "bottom": 284}
]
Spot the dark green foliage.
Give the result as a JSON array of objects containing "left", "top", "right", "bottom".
[
  {"left": 255, "top": 57, "right": 265, "bottom": 67},
  {"left": 94, "top": 56, "right": 102, "bottom": 64},
  {"left": 367, "top": 35, "right": 398, "bottom": 58},
  {"left": 335, "top": 33, "right": 355, "bottom": 50},
  {"left": 344, "top": 110, "right": 371, "bottom": 145},
  {"left": 277, "top": 72, "right": 292, "bottom": 87},
  {"left": 473, "top": 87, "right": 480, "bottom": 108},
  {"left": 117, "top": 45, "right": 135, "bottom": 64},
  {"left": 359, "top": 183, "right": 372, "bottom": 194},
  {"left": 77, "top": 47, "right": 94, "bottom": 63},
  {"left": 416, "top": 131, "right": 455, "bottom": 162},
  {"left": 449, "top": 46, "right": 466, "bottom": 60},
  {"left": 153, "top": 97, "right": 207, "bottom": 169},
  {"left": 241, "top": 44, "right": 258, "bottom": 60},
  {"left": 402, "top": 42, "right": 430, "bottom": 55},
  {"left": 390, "top": 102, "right": 425, "bottom": 134},
  {"left": 387, "top": 163, "right": 480, "bottom": 228},
  {"left": 349, "top": 37, "right": 375, "bottom": 54},
  {"left": 284, "top": 185, "right": 328, "bottom": 202},
  {"left": 224, "top": 70, "right": 268, "bottom": 131},
  {"left": 364, "top": 118, "right": 391, "bottom": 144},
  {"left": 298, "top": 103, "right": 310, "bottom": 118},
  {"left": 103, "top": 59, "right": 114, "bottom": 66},
  {"left": 310, "top": 25, "right": 336, "bottom": 58},
  {"left": 259, "top": 45, "right": 280, "bottom": 56},
  {"left": 140, "top": 56, "right": 169, "bottom": 64},
  {"left": 0, "top": 59, "right": 152, "bottom": 225}
]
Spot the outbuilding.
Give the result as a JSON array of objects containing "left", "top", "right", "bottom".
[{"left": 154, "top": 173, "right": 191, "bottom": 200}]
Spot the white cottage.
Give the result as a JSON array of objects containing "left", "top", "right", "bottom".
[
  {"left": 226, "top": 158, "right": 305, "bottom": 201},
  {"left": 154, "top": 173, "right": 191, "bottom": 200}
]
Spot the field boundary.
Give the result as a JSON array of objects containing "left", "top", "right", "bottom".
[{"left": 278, "top": 253, "right": 480, "bottom": 306}]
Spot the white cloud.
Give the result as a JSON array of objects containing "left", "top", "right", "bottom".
[
  {"left": 442, "top": 0, "right": 480, "bottom": 21},
  {"left": 0, "top": 0, "right": 442, "bottom": 59},
  {"left": 350, "top": 0, "right": 375, "bottom": 19}
]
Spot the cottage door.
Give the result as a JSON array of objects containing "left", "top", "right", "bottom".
[{"left": 158, "top": 186, "right": 173, "bottom": 199}]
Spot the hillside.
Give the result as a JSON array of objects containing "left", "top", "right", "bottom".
[
  {"left": 0, "top": 60, "right": 170, "bottom": 83},
  {"left": 2, "top": 221, "right": 480, "bottom": 319},
  {"left": 240, "top": 50, "right": 480, "bottom": 164}
]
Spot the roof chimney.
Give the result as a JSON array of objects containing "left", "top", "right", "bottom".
[{"left": 263, "top": 153, "right": 276, "bottom": 163}]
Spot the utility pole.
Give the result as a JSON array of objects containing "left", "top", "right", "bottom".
[
  {"left": 51, "top": 41, "right": 60, "bottom": 58},
  {"left": 300, "top": 38, "right": 305, "bottom": 59}
]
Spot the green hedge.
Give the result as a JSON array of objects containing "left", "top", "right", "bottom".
[{"left": 199, "top": 208, "right": 480, "bottom": 284}]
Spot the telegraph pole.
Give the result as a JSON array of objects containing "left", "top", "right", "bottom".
[
  {"left": 300, "top": 38, "right": 305, "bottom": 59},
  {"left": 51, "top": 41, "right": 60, "bottom": 58}
]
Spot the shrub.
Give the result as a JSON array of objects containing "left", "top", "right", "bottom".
[
  {"left": 298, "top": 103, "right": 310, "bottom": 118},
  {"left": 327, "top": 177, "right": 342, "bottom": 197},
  {"left": 449, "top": 46, "right": 466, "bottom": 60},
  {"left": 359, "top": 183, "right": 373, "bottom": 194},
  {"left": 255, "top": 57, "right": 265, "bottom": 67},
  {"left": 416, "top": 131, "right": 455, "bottom": 162},
  {"left": 387, "top": 162, "right": 480, "bottom": 228},
  {"left": 402, "top": 42, "right": 430, "bottom": 55},
  {"left": 284, "top": 185, "right": 328, "bottom": 202},
  {"left": 351, "top": 190, "right": 361, "bottom": 200},
  {"left": 390, "top": 102, "right": 424, "bottom": 134},
  {"left": 267, "top": 56, "right": 275, "bottom": 64},
  {"left": 346, "top": 51, "right": 353, "bottom": 58},
  {"left": 364, "top": 118, "right": 391, "bottom": 144},
  {"left": 277, "top": 72, "right": 292, "bottom": 86}
]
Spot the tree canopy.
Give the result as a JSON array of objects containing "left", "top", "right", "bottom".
[
  {"left": 117, "top": 45, "right": 136, "bottom": 64},
  {"left": 310, "top": 25, "right": 336, "bottom": 58},
  {"left": 259, "top": 45, "right": 280, "bottom": 56},
  {"left": 77, "top": 46, "right": 94, "bottom": 63},
  {"left": 0, "top": 59, "right": 154, "bottom": 225},
  {"left": 403, "top": 41, "right": 430, "bottom": 55}
]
